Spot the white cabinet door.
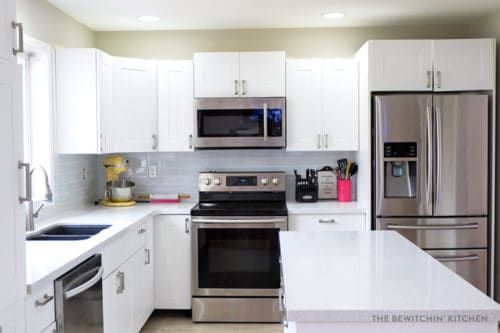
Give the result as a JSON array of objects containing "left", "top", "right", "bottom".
[
  {"left": 194, "top": 52, "right": 239, "bottom": 98},
  {"left": 158, "top": 60, "right": 194, "bottom": 152},
  {"left": 322, "top": 59, "right": 359, "bottom": 151},
  {"left": 0, "top": 0, "right": 25, "bottom": 312},
  {"left": 111, "top": 57, "right": 158, "bottom": 152},
  {"left": 239, "top": 51, "right": 285, "bottom": 97},
  {"left": 286, "top": 60, "right": 323, "bottom": 151},
  {"left": 370, "top": 40, "right": 434, "bottom": 91},
  {"left": 289, "top": 214, "right": 366, "bottom": 231},
  {"left": 97, "top": 50, "right": 113, "bottom": 153},
  {"left": 433, "top": 39, "right": 495, "bottom": 91},
  {"left": 130, "top": 248, "right": 148, "bottom": 332},
  {"left": 154, "top": 215, "right": 192, "bottom": 309},
  {"left": 103, "top": 269, "right": 132, "bottom": 333},
  {"left": 144, "top": 218, "right": 154, "bottom": 317}
]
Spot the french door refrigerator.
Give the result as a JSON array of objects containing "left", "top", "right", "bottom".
[{"left": 373, "top": 93, "right": 490, "bottom": 294}]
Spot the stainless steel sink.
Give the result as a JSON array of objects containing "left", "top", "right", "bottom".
[{"left": 27, "top": 224, "right": 111, "bottom": 241}]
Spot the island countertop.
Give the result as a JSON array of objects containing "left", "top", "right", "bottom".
[{"left": 279, "top": 231, "right": 500, "bottom": 324}]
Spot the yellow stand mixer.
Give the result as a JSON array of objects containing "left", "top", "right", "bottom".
[{"left": 101, "top": 156, "right": 137, "bottom": 207}]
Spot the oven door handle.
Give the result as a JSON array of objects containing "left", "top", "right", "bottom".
[
  {"left": 191, "top": 218, "right": 287, "bottom": 224},
  {"left": 196, "top": 223, "right": 283, "bottom": 229}
]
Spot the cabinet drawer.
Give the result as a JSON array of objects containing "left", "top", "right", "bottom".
[
  {"left": 289, "top": 214, "right": 365, "bottom": 231},
  {"left": 25, "top": 283, "right": 55, "bottom": 333},
  {"left": 102, "top": 220, "right": 147, "bottom": 278}
]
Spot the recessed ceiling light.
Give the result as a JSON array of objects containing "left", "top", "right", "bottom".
[
  {"left": 322, "top": 12, "right": 345, "bottom": 19},
  {"left": 138, "top": 15, "right": 160, "bottom": 22}
]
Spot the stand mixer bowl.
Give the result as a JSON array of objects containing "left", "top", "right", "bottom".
[{"left": 105, "top": 180, "right": 135, "bottom": 202}]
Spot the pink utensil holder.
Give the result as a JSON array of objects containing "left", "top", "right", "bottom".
[{"left": 337, "top": 179, "right": 352, "bottom": 202}]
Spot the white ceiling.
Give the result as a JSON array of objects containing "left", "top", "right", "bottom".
[{"left": 48, "top": 0, "right": 500, "bottom": 31}]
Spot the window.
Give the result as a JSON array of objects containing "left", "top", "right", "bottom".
[{"left": 17, "top": 37, "right": 55, "bottom": 203}]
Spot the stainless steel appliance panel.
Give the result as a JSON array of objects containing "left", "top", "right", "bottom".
[
  {"left": 375, "top": 94, "right": 433, "bottom": 216},
  {"left": 426, "top": 249, "right": 487, "bottom": 293},
  {"left": 192, "top": 298, "right": 282, "bottom": 323},
  {"left": 191, "top": 216, "right": 287, "bottom": 297},
  {"left": 194, "top": 97, "right": 286, "bottom": 149},
  {"left": 55, "top": 255, "right": 104, "bottom": 333},
  {"left": 376, "top": 217, "right": 487, "bottom": 249},
  {"left": 433, "top": 94, "right": 488, "bottom": 216}
]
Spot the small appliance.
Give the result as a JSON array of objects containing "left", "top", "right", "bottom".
[{"left": 101, "top": 156, "right": 136, "bottom": 207}]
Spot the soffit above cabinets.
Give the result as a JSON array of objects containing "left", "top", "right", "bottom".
[{"left": 48, "top": 0, "right": 500, "bottom": 31}]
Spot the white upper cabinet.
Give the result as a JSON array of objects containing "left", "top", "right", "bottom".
[
  {"left": 286, "top": 59, "right": 359, "bottom": 151},
  {"left": 368, "top": 39, "right": 495, "bottom": 91},
  {"left": 56, "top": 49, "right": 112, "bottom": 154},
  {"left": 433, "top": 39, "right": 495, "bottom": 91},
  {"left": 158, "top": 60, "right": 194, "bottom": 152},
  {"left": 194, "top": 51, "right": 285, "bottom": 98},
  {"left": 369, "top": 40, "right": 434, "bottom": 91},
  {"left": 239, "top": 51, "right": 285, "bottom": 97},
  {"left": 286, "top": 60, "right": 323, "bottom": 151},
  {"left": 111, "top": 57, "right": 158, "bottom": 152},
  {"left": 0, "top": 0, "right": 26, "bottom": 318},
  {"left": 322, "top": 59, "right": 359, "bottom": 151},
  {"left": 194, "top": 52, "right": 239, "bottom": 98}
]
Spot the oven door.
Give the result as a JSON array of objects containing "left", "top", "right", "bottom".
[
  {"left": 192, "top": 216, "right": 287, "bottom": 297},
  {"left": 194, "top": 98, "right": 285, "bottom": 148}
]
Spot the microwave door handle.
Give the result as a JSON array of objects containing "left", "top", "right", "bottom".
[{"left": 263, "top": 103, "right": 268, "bottom": 141}]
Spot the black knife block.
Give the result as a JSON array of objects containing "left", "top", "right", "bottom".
[{"left": 295, "top": 176, "right": 318, "bottom": 202}]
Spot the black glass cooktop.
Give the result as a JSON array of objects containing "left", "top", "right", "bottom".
[{"left": 191, "top": 201, "right": 287, "bottom": 216}]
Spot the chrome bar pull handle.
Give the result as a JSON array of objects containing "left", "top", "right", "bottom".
[
  {"left": 185, "top": 218, "right": 190, "bottom": 233},
  {"left": 435, "top": 105, "right": 443, "bottom": 206},
  {"left": 263, "top": 103, "right": 268, "bottom": 141},
  {"left": 436, "top": 71, "right": 442, "bottom": 89},
  {"left": 35, "top": 294, "right": 53, "bottom": 307},
  {"left": 18, "top": 161, "right": 31, "bottom": 203},
  {"left": 317, "top": 134, "right": 321, "bottom": 149},
  {"left": 138, "top": 228, "right": 146, "bottom": 234},
  {"left": 12, "top": 21, "right": 24, "bottom": 55},
  {"left": 324, "top": 134, "right": 329, "bottom": 149},
  {"left": 386, "top": 223, "right": 479, "bottom": 231},
  {"left": 426, "top": 70, "right": 432, "bottom": 88},
  {"left": 145, "top": 249, "right": 151, "bottom": 265},
  {"left": 189, "top": 134, "right": 193, "bottom": 149},
  {"left": 152, "top": 134, "right": 158, "bottom": 150},
  {"left": 234, "top": 80, "right": 239, "bottom": 95},
  {"left": 319, "top": 219, "right": 336, "bottom": 224},
  {"left": 242, "top": 80, "right": 247, "bottom": 95},
  {"left": 116, "top": 271, "right": 125, "bottom": 294},
  {"left": 426, "top": 105, "right": 432, "bottom": 207}
]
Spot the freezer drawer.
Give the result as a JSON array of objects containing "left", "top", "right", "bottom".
[
  {"left": 426, "top": 249, "right": 487, "bottom": 294},
  {"left": 376, "top": 217, "right": 487, "bottom": 249}
]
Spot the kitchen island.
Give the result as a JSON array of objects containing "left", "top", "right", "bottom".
[{"left": 279, "top": 231, "right": 500, "bottom": 333}]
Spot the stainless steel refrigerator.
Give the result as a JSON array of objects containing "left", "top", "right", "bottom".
[{"left": 373, "top": 93, "right": 490, "bottom": 294}]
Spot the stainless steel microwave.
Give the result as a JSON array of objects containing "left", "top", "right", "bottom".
[{"left": 193, "top": 97, "right": 286, "bottom": 149}]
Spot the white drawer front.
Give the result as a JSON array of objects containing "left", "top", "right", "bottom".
[
  {"left": 25, "top": 283, "right": 55, "bottom": 333},
  {"left": 102, "top": 219, "right": 147, "bottom": 278},
  {"left": 289, "top": 214, "right": 365, "bottom": 231}
]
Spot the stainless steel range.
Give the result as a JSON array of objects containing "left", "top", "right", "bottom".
[{"left": 190, "top": 172, "right": 287, "bottom": 323}]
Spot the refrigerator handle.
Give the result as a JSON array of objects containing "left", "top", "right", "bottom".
[
  {"left": 426, "top": 105, "right": 432, "bottom": 207},
  {"left": 435, "top": 104, "right": 443, "bottom": 206}
]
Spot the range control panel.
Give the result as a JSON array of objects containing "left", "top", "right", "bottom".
[{"left": 198, "top": 172, "right": 286, "bottom": 192}]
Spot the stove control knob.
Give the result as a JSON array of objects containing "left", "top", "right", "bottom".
[
  {"left": 203, "top": 177, "right": 211, "bottom": 186},
  {"left": 261, "top": 178, "right": 269, "bottom": 185},
  {"left": 272, "top": 177, "right": 280, "bottom": 185},
  {"left": 214, "top": 178, "right": 222, "bottom": 185}
]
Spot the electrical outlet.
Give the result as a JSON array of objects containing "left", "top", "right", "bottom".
[{"left": 149, "top": 165, "right": 157, "bottom": 178}]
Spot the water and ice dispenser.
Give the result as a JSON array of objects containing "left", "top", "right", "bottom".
[{"left": 383, "top": 142, "right": 417, "bottom": 198}]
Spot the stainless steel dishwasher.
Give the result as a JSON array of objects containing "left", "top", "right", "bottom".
[{"left": 54, "top": 254, "right": 104, "bottom": 333}]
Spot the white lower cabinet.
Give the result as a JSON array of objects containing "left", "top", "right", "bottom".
[
  {"left": 289, "top": 213, "right": 366, "bottom": 231},
  {"left": 154, "top": 215, "right": 192, "bottom": 309},
  {"left": 103, "top": 219, "right": 154, "bottom": 333},
  {"left": 24, "top": 283, "right": 55, "bottom": 333},
  {"left": 0, "top": 301, "right": 25, "bottom": 333}
]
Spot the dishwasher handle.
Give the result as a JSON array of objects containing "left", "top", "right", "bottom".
[{"left": 64, "top": 266, "right": 104, "bottom": 300}]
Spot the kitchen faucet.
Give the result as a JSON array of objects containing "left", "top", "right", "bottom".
[{"left": 25, "top": 165, "right": 53, "bottom": 231}]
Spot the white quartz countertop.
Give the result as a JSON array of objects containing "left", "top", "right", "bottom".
[
  {"left": 25, "top": 202, "right": 195, "bottom": 293},
  {"left": 280, "top": 231, "right": 500, "bottom": 323},
  {"left": 286, "top": 200, "right": 366, "bottom": 214}
]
